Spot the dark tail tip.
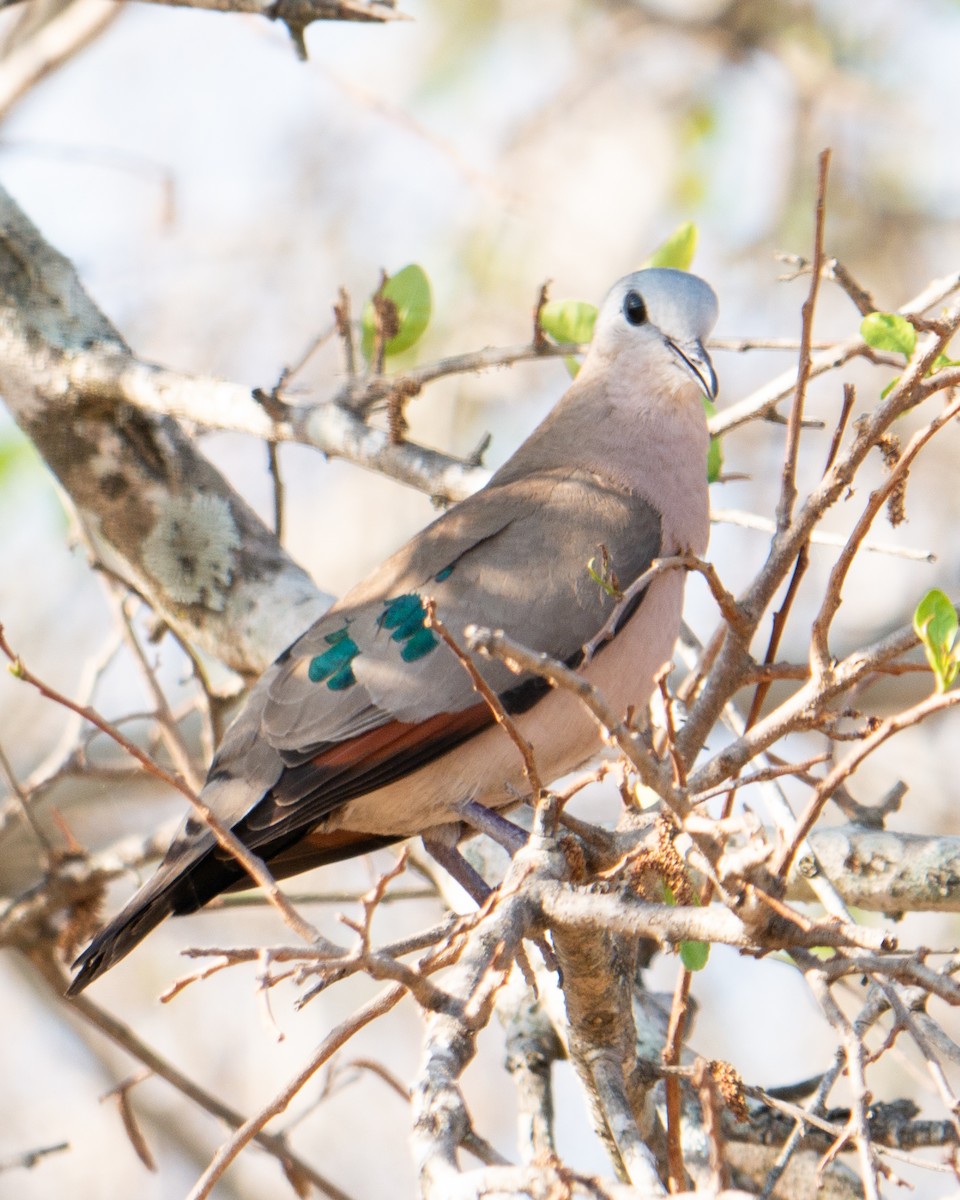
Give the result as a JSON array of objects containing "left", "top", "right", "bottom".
[{"left": 66, "top": 891, "right": 173, "bottom": 996}]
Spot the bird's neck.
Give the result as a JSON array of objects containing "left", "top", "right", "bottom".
[{"left": 495, "top": 366, "right": 711, "bottom": 556}]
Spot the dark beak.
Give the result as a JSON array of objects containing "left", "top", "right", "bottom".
[{"left": 667, "top": 336, "right": 718, "bottom": 400}]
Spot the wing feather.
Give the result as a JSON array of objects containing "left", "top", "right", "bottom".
[{"left": 83, "top": 470, "right": 663, "bottom": 930}]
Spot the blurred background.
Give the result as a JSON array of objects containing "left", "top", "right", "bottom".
[{"left": 2, "top": 0, "right": 960, "bottom": 1195}]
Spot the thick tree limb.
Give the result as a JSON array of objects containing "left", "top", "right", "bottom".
[
  {"left": 0, "top": 184, "right": 330, "bottom": 675},
  {"left": 73, "top": 354, "right": 493, "bottom": 500}
]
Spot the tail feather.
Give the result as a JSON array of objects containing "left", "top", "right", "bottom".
[
  {"left": 67, "top": 880, "right": 177, "bottom": 995},
  {"left": 66, "top": 826, "right": 402, "bottom": 995},
  {"left": 67, "top": 843, "right": 237, "bottom": 995}
]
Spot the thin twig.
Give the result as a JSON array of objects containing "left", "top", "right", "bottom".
[
  {"left": 103, "top": 587, "right": 205, "bottom": 793},
  {"left": 426, "top": 601, "right": 543, "bottom": 797},
  {"left": 0, "top": 0, "right": 119, "bottom": 121},
  {"left": 0, "top": 739, "right": 52, "bottom": 857},
  {"left": 710, "top": 507, "right": 935, "bottom": 562},
  {"left": 776, "top": 148, "right": 830, "bottom": 533},
  {"left": 28, "top": 951, "right": 354, "bottom": 1200},
  {"left": 465, "top": 625, "right": 680, "bottom": 812},
  {"left": 584, "top": 554, "right": 748, "bottom": 663},
  {"left": 187, "top": 984, "right": 405, "bottom": 1200},
  {"left": 0, "top": 625, "right": 326, "bottom": 951},
  {"left": 776, "top": 687, "right": 960, "bottom": 878},
  {"left": 710, "top": 268, "right": 960, "bottom": 437},
  {"left": 0, "top": 1140, "right": 69, "bottom": 1174},
  {"left": 664, "top": 965, "right": 694, "bottom": 1192},
  {"left": 808, "top": 392, "right": 960, "bottom": 682}
]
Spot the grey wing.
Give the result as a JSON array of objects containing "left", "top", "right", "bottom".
[
  {"left": 425, "top": 468, "right": 664, "bottom": 690},
  {"left": 259, "top": 467, "right": 664, "bottom": 752}
]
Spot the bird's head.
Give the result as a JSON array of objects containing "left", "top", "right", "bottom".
[{"left": 588, "top": 267, "right": 719, "bottom": 402}]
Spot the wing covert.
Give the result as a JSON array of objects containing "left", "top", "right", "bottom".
[{"left": 261, "top": 468, "right": 663, "bottom": 758}]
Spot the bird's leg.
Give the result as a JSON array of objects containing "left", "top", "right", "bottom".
[
  {"left": 421, "top": 822, "right": 492, "bottom": 904},
  {"left": 422, "top": 804, "right": 530, "bottom": 906},
  {"left": 458, "top": 799, "right": 530, "bottom": 856}
]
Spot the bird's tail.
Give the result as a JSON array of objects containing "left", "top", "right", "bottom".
[{"left": 66, "top": 875, "right": 178, "bottom": 996}]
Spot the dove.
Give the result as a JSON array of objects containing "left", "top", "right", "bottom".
[{"left": 68, "top": 266, "right": 718, "bottom": 994}]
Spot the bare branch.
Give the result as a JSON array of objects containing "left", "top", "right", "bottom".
[
  {"left": 776, "top": 688, "right": 960, "bottom": 878},
  {"left": 710, "top": 508, "right": 935, "bottom": 562},
  {"left": 709, "top": 268, "right": 960, "bottom": 437},
  {"left": 187, "top": 983, "right": 405, "bottom": 1199},
  {"left": 777, "top": 148, "right": 830, "bottom": 533},
  {"left": 27, "top": 951, "right": 354, "bottom": 1200},
  {"left": 0, "top": 625, "right": 327, "bottom": 950},
  {"left": 0, "top": 184, "right": 330, "bottom": 675},
  {"left": 0, "top": 0, "right": 118, "bottom": 120}
]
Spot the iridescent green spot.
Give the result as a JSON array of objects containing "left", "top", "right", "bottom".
[
  {"left": 435, "top": 564, "right": 454, "bottom": 582},
  {"left": 390, "top": 611, "right": 427, "bottom": 642},
  {"left": 325, "top": 627, "right": 350, "bottom": 645},
  {"left": 378, "top": 594, "right": 439, "bottom": 663},
  {"left": 381, "top": 594, "right": 423, "bottom": 630},
  {"left": 401, "top": 627, "right": 438, "bottom": 662},
  {"left": 326, "top": 664, "right": 357, "bottom": 690},
  {"left": 308, "top": 635, "right": 358, "bottom": 685}
]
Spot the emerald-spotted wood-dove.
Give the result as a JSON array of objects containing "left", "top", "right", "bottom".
[{"left": 68, "top": 267, "right": 718, "bottom": 993}]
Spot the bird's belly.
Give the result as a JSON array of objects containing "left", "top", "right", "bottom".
[{"left": 327, "top": 572, "right": 685, "bottom": 838}]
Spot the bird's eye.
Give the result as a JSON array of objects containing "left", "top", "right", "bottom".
[{"left": 623, "top": 290, "right": 647, "bottom": 326}]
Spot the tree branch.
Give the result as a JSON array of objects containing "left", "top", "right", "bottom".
[{"left": 0, "top": 184, "right": 331, "bottom": 675}]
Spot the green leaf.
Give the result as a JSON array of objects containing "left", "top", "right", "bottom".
[
  {"left": 539, "top": 299, "right": 598, "bottom": 346},
  {"left": 680, "top": 939, "right": 710, "bottom": 972},
  {"left": 860, "top": 312, "right": 917, "bottom": 359},
  {"left": 643, "top": 221, "right": 698, "bottom": 271},
  {"left": 662, "top": 883, "right": 710, "bottom": 972},
  {"left": 702, "top": 396, "right": 723, "bottom": 483},
  {"left": 873, "top": 342, "right": 958, "bottom": 401},
  {"left": 539, "top": 300, "right": 598, "bottom": 378},
  {"left": 679, "top": 104, "right": 716, "bottom": 146},
  {"left": 586, "top": 554, "right": 622, "bottom": 599},
  {"left": 360, "top": 264, "right": 432, "bottom": 362},
  {"left": 914, "top": 588, "right": 960, "bottom": 692}
]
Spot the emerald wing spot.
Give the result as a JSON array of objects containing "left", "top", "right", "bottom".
[
  {"left": 309, "top": 630, "right": 359, "bottom": 689},
  {"left": 401, "top": 628, "right": 439, "bottom": 662},
  {"left": 381, "top": 594, "right": 423, "bottom": 630},
  {"left": 326, "top": 664, "right": 357, "bottom": 690},
  {"left": 379, "top": 594, "right": 440, "bottom": 663}
]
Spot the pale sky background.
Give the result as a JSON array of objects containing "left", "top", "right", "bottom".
[{"left": 2, "top": 1, "right": 960, "bottom": 1196}]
